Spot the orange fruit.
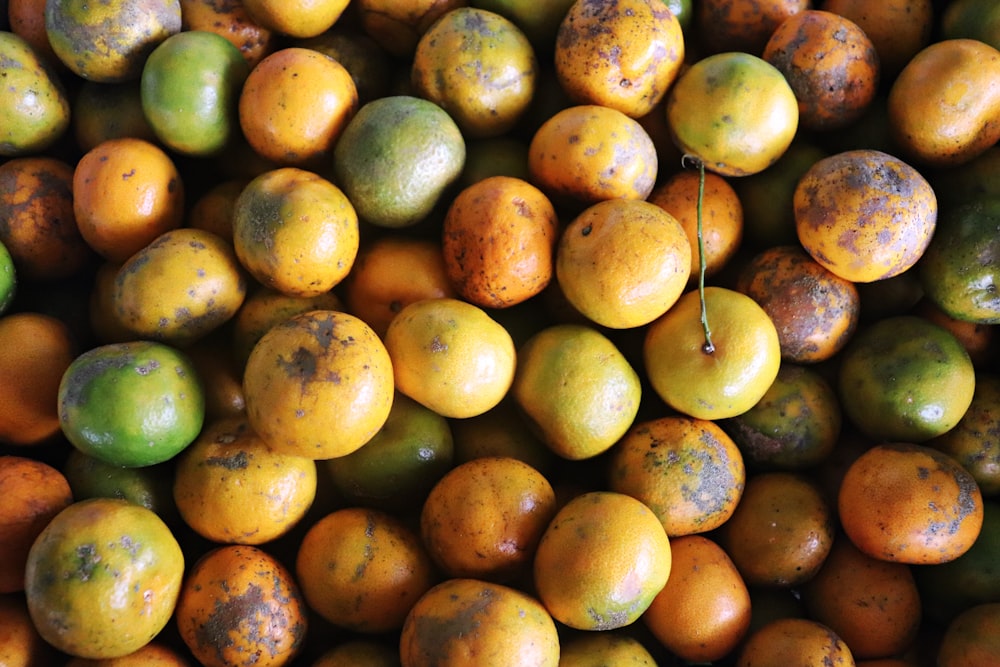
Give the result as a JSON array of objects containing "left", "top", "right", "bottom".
[
  {"left": 0, "top": 31, "right": 70, "bottom": 157},
  {"left": 72, "top": 137, "right": 185, "bottom": 263},
  {"left": 0, "top": 312, "right": 77, "bottom": 446},
  {"left": 801, "top": 536, "right": 922, "bottom": 660},
  {"left": 58, "top": 340, "right": 206, "bottom": 468},
  {"left": 412, "top": 7, "right": 538, "bottom": 138},
  {"left": 695, "top": 0, "right": 809, "bottom": 55},
  {"left": 87, "top": 261, "right": 136, "bottom": 345},
  {"left": 823, "top": 0, "right": 933, "bottom": 79},
  {"left": 837, "top": 315, "right": 975, "bottom": 443},
  {"left": 794, "top": 149, "right": 937, "bottom": 283},
  {"left": 112, "top": 227, "right": 248, "bottom": 345},
  {"left": 937, "top": 603, "right": 1000, "bottom": 667},
  {"left": 642, "top": 534, "right": 752, "bottom": 663},
  {"left": 736, "top": 618, "right": 855, "bottom": 667},
  {"left": 442, "top": 175, "right": 558, "bottom": 309},
  {"left": 557, "top": 632, "right": 658, "bottom": 667},
  {"left": 295, "top": 507, "right": 435, "bottom": 633},
  {"left": 718, "top": 471, "right": 835, "bottom": 587},
  {"left": 399, "top": 577, "right": 559, "bottom": 667},
  {"left": 241, "top": 0, "right": 348, "bottom": 38},
  {"left": 297, "top": 26, "right": 394, "bottom": 106},
  {"left": 762, "top": 10, "right": 880, "bottom": 131},
  {"left": 527, "top": 104, "right": 658, "bottom": 205},
  {"left": 511, "top": 323, "right": 641, "bottom": 460},
  {"left": 63, "top": 641, "right": 193, "bottom": 666},
  {"left": 242, "top": 309, "right": 394, "bottom": 459},
  {"left": 8, "top": 0, "right": 60, "bottom": 65},
  {"left": 310, "top": 640, "right": 400, "bottom": 667},
  {"left": 173, "top": 416, "right": 317, "bottom": 545},
  {"left": 643, "top": 286, "right": 781, "bottom": 420},
  {"left": 175, "top": 544, "right": 307, "bottom": 667},
  {"left": 0, "top": 592, "right": 57, "bottom": 667},
  {"left": 71, "top": 80, "right": 157, "bottom": 152},
  {"left": 913, "top": 297, "right": 997, "bottom": 368},
  {"left": 238, "top": 47, "right": 358, "bottom": 167},
  {"left": 185, "top": 178, "right": 247, "bottom": 243},
  {"left": 24, "top": 498, "right": 184, "bottom": 659},
  {"left": 179, "top": 0, "right": 276, "bottom": 68},
  {"left": 533, "top": 491, "right": 671, "bottom": 630},
  {"left": 0, "top": 156, "right": 95, "bottom": 282},
  {"left": 420, "top": 456, "right": 557, "bottom": 582},
  {"left": 61, "top": 448, "right": 179, "bottom": 525},
  {"left": 735, "top": 244, "right": 860, "bottom": 363},
  {"left": 383, "top": 297, "right": 516, "bottom": 419},
  {"left": 666, "top": 51, "right": 799, "bottom": 177},
  {"left": 929, "top": 373, "right": 1000, "bottom": 497},
  {"left": 355, "top": 0, "right": 466, "bottom": 57},
  {"left": 553, "top": 0, "right": 685, "bottom": 118},
  {"left": 232, "top": 167, "right": 359, "bottom": 297},
  {"left": 0, "top": 456, "right": 73, "bottom": 593},
  {"left": 449, "top": 397, "right": 557, "bottom": 476},
  {"left": 608, "top": 416, "right": 745, "bottom": 537},
  {"left": 647, "top": 169, "right": 744, "bottom": 283},
  {"left": 555, "top": 198, "right": 691, "bottom": 329},
  {"left": 342, "top": 235, "right": 456, "bottom": 339},
  {"left": 838, "top": 443, "right": 984, "bottom": 565},
  {"left": 44, "top": 0, "right": 182, "bottom": 83},
  {"left": 888, "top": 38, "right": 1000, "bottom": 167}
]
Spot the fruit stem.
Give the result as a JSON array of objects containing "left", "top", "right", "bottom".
[{"left": 692, "top": 157, "right": 715, "bottom": 355}]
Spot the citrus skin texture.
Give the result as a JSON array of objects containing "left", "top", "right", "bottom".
[
  {"left": 0, "top": 32, "right": 70, "bottom": 157},
  {"left": 57, "top": 341, "right": 206, "bottom": 468}
]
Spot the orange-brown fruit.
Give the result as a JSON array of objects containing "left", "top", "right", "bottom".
[{"left": 696, "top": 0, "right": 811, "bottom": 55}]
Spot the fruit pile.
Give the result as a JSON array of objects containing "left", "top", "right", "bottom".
[{"left": 2, "top": 0, "right": 1000, "bottom": 664}]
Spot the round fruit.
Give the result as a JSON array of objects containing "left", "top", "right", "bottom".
[
  {"left": 533, "top": 491, "right": 671, "bottom": 630},
  {"left": 24, "top": 498, "right": 184, "bottom": 659},
  {"left": 695, "top": 0, "right": 809, "bottom": 55},
  {"left": 736, "top": 618, "right": 854, "bottom": 667},
  {"left": 58, "top": 340, "right": 206, "bottom": 468},
  {"left": 140, "top": 30, "right": 249, "bottom": 156},
  {"left": 937, "top": 602, "right": 1000, "bottom": 666},
  {"left": 929, "top": 373, "right": 1000, "bottom": 497},
  {"left": 666, "top": 51, "right": 799, "bottom": 177},
  {"left": 0, "top": 241, "right": 14, "bottom": 314},
  {"left": 0, "top": 31, "right": 70, "bottom": 156},
  {"left": 822, "top": 0, "right": 933, "bottom": 79},
  {"left": 241, "top": 0, "right": 349, "bottom": 38}
]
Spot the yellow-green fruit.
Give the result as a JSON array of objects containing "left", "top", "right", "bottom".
[{"left": 0, "top": 32, "right": 70, "bottom": 156}]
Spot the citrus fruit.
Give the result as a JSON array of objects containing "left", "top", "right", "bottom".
[
  {"left": 736, "top": 618, "right": 854, "bottom": 667},
  {"left": 762, "top": 9, "right": 879, "bottom": 131},
  {"left": 383, "top": 297, "right": 516, "bottom": 419},
  {"left": 736, "top": 244, "right": 860, "bottom": 363},
  {"left": 442, "top": 175, "right": 558, "bottom": 309},
  {"left": 0, "top": 30, "right": 70, "bottom": 156},
  {"left": 420, "top": 456, "right": 557, "bottom": 582},
  {"left": 0, "top": 592, "right": 56, "bottom": 666},
  {"left": 643, "top": 286, "right": 781, "bottom": 420},
  {"left": 298, "top": 26, "right": 394, "bottom": 106},
  {"left": 399, "top": 578, "right": 559, "bottom": 667},
  {"left": 553, "top": 0, "right": 685, "bottom": 118},
  {"left": 801, "top": 536, "right": 922, "bottom": 659},
  {"left": 695, "top": 0, "right": 809, "bottom": 55},
  {"left": 295, "top": 507, "right": 435, "bottom": 633},
  {"left": 0, "top": 456, "right": 73, "bottom": 593},
  {"left": 242, "top": 0, "right": 348, "bottom": 37},
  {"left": 666, "top": 51, "right": 799, "bottom": 176},
  {"left": 511, "top": 323, "right": 641, "bottom": 460},
  {"left": 355, "top": 0, "right": 466, "bottom": 57},
  {"left": 24, "top": 498, "right": 184, "bottom": 659},
  {"left": 63, "top": 641, "right": 193, "bottom": 666},
  {"left": 823, "top": 0, "right": 933, "bottom": 78},
  {"left": 332, "top": 95, "right": 466, "bottom": 229},
  {"left": 311, "top": 640, "right": 401, "bottom": 667},
  {"left": 0, "top": 312, "right": 77, "bottom": 446},
  {"left": 62, "top": 448, "right": 177, "bottom": 524},
  {"left": 929, "top": 373, "right": 1000, "bottom": 496},
  {"left": 175, "top": 544, "right": 307, "bottom": 667},
  {"left": 533, "top": 490, "right": 671, "bottom": 630},
  {"left": 238, "top": 47, "right": 358, "bottom": 167},
  {"left": 412, "top": 6, "right": 538, "bottom": 138},
  {"left": 242, "top": 309, "right": 394, "bottom": 460},
  {"left": 470, "top": 0, "right": 577, "bottom": 50},
  {"left": 325, "top": 392, "right": 454, "bottom": 513},
  {"left": 173, "top": 416, "right": 317, "bottom": 545},
  {"left": 231, "top": 167, "right": 359, "bottom": 297},
  {"left": 44, "top": 0, "right": 182, "bottom": 83},
  {"left": 179, "top": 0, "right": 276, "bottom": 67},
  {"left": 8, "top": 0, "right": 60, "bottom": 64},
  {"left": 72, "top": 137, "right": 185, "bottom": 263},
  {"left": 527, "top": 103, "right": 658, "bottom": 205},
  {"left": 449, "top": 398, "right": 557, "bottom": 475},
  {"left": 558, "top": 632, "right": 658, "bottom": 667},
  {"left": 838, "top": 442, "right": 984, "bottom": 565},
  {"left": 140, "top": 29, "right": 249, "bottom": 156},
  {"left": 556, "top": 198, "right": 691, "bottom": 329},
  {"left": 888, "top": 38, "right": 1000, "bottom": 167},
  {"left": 642, "top": 534, "right": 752, "bottom": 663},
  {"left": 71, "top": 80, "right": 157, "bottom": 152},
  {"left": 718, "top": 471, "right": 834, "bottom": 587},
  {"left": 943, "top": 0, "right": 1000, "bottom": 49},
  {"left": 918, "top": 197, "right": 1000, "bottom": 324},
  {"left": 0, "top": 241, "right": 14, "bottom": 314},
  {"left": 937, "top": 603, "right": 1000, "bottom": 667},
  {"left": 608, "top": 416, "right": 745, "bottom": 537},
  {"left": 0, "top": 156, "right": 94, "bottom": 282},
  {"left": 794, "top": 149, "right": 938, "bottom": 283},
  {"left": 57, "top": 340, "right": 206, "bottom": 468},
  {"left": 112, "top": 227, "right": 247, "bottom": 345},
  {"left": 837, "top": 315, "right": 975, "bottom": 442}
]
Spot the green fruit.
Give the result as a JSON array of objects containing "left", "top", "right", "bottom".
[
  {"left": 62, "top": 448, "right": 179, "bottom": 524},
  {"left": 0, "top": 31, "right": 70, "bottom": 157},
  {"left": 919, "top": 197, "right": 1000, "bottom": 324},
  {"left": 943, "top": 0, "right": 1000, "bottom": 51},
  {"left": 140, "top": 30, "right": 249, "bottom": 156},
  {"left": 0, "top": 240, "right": 15, "bottom": 315},
  {"left": 57, "top": 341, "right": 206, "bottom": 468},
  {"left": 332, "top": 95, "right": 465, "bottom": 229}
]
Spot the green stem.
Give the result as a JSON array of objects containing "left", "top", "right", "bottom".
[{"left": 694, "top": 158, "right": 714, "bottom": 355}]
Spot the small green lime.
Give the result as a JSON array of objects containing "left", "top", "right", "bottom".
[
  {"left": 57, "top": 341, "right": 205, "bottom": 468},
  {"left": 0, "top": 240, "right": 16, "bottom": 315}
]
